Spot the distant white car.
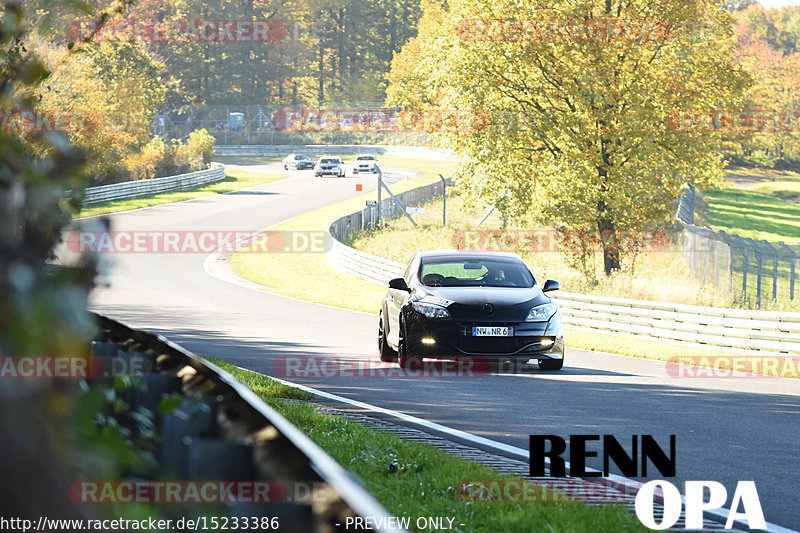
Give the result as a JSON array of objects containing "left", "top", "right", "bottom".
[
  {"left": 351, "top": 154, "right": 378, "bottom": 174},
  {"left": 314, "top": 156, "right": 345, "bottom": 177}
]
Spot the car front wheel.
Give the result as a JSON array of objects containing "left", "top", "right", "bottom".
[
  {"left": 378, "top": 311, "right": 397, "bottom": 362},
  {"left": 397, "top": 319, "right": 421, "bottom": 369}
]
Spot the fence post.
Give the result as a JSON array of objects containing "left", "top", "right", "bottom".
[
  {"left": 377, "top": 165, "right": 382, "bottom": 224},
  {"left": 742, "top": 248, "right": 748, "bottom": 297},
  {"left": 773, "top": 254, "right": 779, "bottom": 301},
  {"left": 439, "top": 174, "right": 447, "bottom": 226},
  {"left": 729, "top": 245, "right": 734, "bottom": 295},
  {"left": 756, "top": 253, "right": 763, "bottom": 307}
]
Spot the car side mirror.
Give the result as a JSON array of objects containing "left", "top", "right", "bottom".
[
  {"left": 542, "top": 279, "right": 560, "bottom": 292},
  {"left": 388, "top": 277, "right": 411, "bottom": 292}
]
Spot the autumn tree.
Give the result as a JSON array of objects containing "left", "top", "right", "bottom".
[
  {"left": 732, "top": 5, "right": 800, "bottom": 165},
  {"left": 389, "top": 0, "right": 751, "bottom": 274}
]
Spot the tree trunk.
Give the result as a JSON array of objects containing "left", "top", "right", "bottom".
[
  {"left": 318, "top": 42, "right": 325, "bottom": 103},
  {"left": 597, "top": 217, "right": 621, "bottom": 275}
]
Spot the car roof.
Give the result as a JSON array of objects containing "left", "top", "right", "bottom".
[{"left": 415, "top": 250, "right": 524, "bottom": 262}]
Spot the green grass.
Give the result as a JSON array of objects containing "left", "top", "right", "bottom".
[
  {"left": 703, "top": 188, "right": 800, "bottom": 242},
  {"left": 205, "top": 356, "right": 314, "bottom": 400},
  {"left": 701, "top": 167, "right": 800, "bottom": 243},
  {"left": 207, "top": 358, "right": 648, "bottom": 533},
  {"left": 77, "top": 165, "right": 290, "bottom": 218}
]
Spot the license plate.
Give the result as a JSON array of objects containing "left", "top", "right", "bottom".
[{"left": 472, "top": 326, "right": 512, "bottom": 336}]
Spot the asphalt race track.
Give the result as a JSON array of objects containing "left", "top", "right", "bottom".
[{"left": 81, "top": 163, "right": 800, "bottom": 531}]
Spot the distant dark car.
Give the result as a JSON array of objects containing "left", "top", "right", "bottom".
[
  {"left": 283, "top": 154, "right": 314, "bottom": 170},
  {"left": 378, "top": 251, "right": 564, "bottom": 370}
]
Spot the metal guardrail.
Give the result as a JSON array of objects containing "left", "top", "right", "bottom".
[
  {"left": 80, "top": 163, "right": 226, "bottom": 205},
  {"left": 326, "top": 185, "right": 800, "bottom": 356},
  {"left": 554, "top": 292, "right": 800, "bottom": 355},
  {"left": 94, "top": 313, "right": 403, "bottom": 533}
]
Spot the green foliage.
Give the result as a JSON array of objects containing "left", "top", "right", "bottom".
[
  {"left": 388, "top": 0, "right": 752, "bottom": 275},
  {"left": 121, "top": 129, "right": 215, "bottom": 180},
  {"left": 33, "top": 0, "right": 425, "bottom": 106},
  {"left": 728, "top": 6, "right": 800, "bottom": 167},
  {"left": 0, "top": 0, "right": 97, "bottom": 356}
]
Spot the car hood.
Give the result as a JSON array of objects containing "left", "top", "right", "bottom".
[{"left": 415, "top": 285, "right": 551, "bottom": 321}]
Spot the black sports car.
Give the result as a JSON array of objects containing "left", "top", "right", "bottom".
[{"left": 378, "top": 251, "right": 565, "bottom": 370}]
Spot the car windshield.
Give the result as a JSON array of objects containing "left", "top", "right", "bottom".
[
  {"left": 297, "top": 155, "right": 309, "bottom": 160},
  {"left": 357, "top": 156, "right": 376, "bottom": 160},
  {"left": 320, "top": 158, "right": 339, "bottom": 164},
  {"left": 419, "top": 258, "right": 535, "bottom": 288}
]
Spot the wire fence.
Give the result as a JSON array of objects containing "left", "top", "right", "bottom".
[
  {"left": 154, "top": 103, "right": 430, "bottom": 146},
  {"left": 329, "top": 177, "right": 453, "bottom": 243},
  {"left": 678, "top": 186, "right": 800, "bottom": 305}
]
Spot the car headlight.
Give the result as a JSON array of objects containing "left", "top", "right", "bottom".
[
  {"left": 526, "top": 302, "right": 556, "bottom": 322},
  {"left": 412, "top": 302, "right": 451, "bottom": 319}
]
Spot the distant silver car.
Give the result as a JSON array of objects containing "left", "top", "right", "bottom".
[
  {"left": 314, "top": 156, "right": 345, "bottom": 177},
  {"left": 282, "top": 154, "right": 314, "bottom": 170},
  {"left": 351, "top": 154, "right": 378, "bottom": 174}
]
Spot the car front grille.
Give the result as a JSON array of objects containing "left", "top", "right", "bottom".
[{"left": 455, "top": 336, "right": 551, "bottom": 356}]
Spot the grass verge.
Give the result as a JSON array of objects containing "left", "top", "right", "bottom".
[
  {"left": 77, "top": 165, "right": 290, "bottom": 218},
  {"left": 206, "top": 357, "right": 648, "bottom": 533},
  {"left": 701, "top": 167, "right": 800, "bottom": 242}
]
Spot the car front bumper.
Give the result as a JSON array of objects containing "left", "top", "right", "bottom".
[
  {"left": 316, "top": 168, "right": 342, "bottom": 175},
  {"left": 403, "top": 315, "right": 564, "bottom": 361}
]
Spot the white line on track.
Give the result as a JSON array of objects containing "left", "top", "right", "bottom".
[{"left": 234, "top": 366, "right": 797, "bottom": 533}]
